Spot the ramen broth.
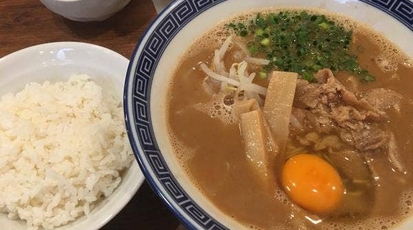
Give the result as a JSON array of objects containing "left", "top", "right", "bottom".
[{"left": 166, "top": 9, "right": 413, "bottom": 229}]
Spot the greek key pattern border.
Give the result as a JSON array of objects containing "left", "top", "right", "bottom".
[
  {"left": 360, "top": 0, "right": 413, "bottom": 31},
  {"left": 132, "top": 0, "right": 227, "bottom": 229}
]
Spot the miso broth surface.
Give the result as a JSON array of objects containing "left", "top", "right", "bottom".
[{"left": 166, "top": 9, "right": 413, "bottom": 230}]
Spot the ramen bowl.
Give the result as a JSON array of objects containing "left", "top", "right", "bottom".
[{"left": 124, "top": 0, "right": 413, "bottom": 229}]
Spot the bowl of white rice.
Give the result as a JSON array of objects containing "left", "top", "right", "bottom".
[{"left": 0, "top": 42, "right": 144, "bottom": 230}]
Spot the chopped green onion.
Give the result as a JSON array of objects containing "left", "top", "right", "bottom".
[
  {"left": 226, "top": 10, "right": 375, "bottom": 82},
  {"left": 240, "top": 30, "right": 248, "bottom": 37},
  {"left": 318, "top": 22, "right": 329, "bottom": 29},
  {"left": 259, "top": 71, "right": 267, "bottom": 79},
  {"left": 260, "top": 38, "right": 271, "bottom": 46},
  {"left": 255, "top": 28, "right": 264, "bottom": 36}
]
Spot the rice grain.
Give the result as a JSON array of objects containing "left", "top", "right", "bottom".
[{"left": 0, "top": 74, "right": 133, "bottom": 229}]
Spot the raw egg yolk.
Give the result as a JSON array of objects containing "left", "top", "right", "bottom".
[{"left": 281, "top": 153, "right": 344, "bottom": 215}]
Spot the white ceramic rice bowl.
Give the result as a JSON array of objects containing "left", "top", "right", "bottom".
[{"left": 0, "top": 42, "right": 144, "bottom": 230}]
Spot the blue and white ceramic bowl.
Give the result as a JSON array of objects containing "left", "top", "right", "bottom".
[{"left": 124, "top": 0, "right": 413, "bottom": 229}]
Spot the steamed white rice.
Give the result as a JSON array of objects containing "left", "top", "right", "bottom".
[{"left": 0, "top": 75, "right": 133, "bottom": 229}]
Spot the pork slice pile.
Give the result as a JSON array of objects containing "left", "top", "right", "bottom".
[{"left": 291, "top": 69, "right": 402, "bottom": 154}]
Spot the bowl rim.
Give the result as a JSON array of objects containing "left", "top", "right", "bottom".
[
  {"left": 0, "top": 41, "right": 144, "bottom": 230},
  {"left": 124, "top": 1, "right": 229, "bottom": 228},
  {"left": 39, "top": 0, "right": 132, "bottom": 21},
  {"left": 124, "top": 0, "right": 413, "bottom": 229}
]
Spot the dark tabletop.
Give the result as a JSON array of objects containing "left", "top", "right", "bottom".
[{"left": 0, "top": 0, "right": 182, "bottom": 229}]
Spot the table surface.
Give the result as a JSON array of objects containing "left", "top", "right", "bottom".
[{"left": 0, "top": 1, "right": 182, "bottom": 229}]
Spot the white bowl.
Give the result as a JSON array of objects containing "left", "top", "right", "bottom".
[
  {"left": 0, "top": 42, "right": 144, "bottom": 230},
  {"left": 39, "top": 0, "right": 131, "bottom": 21},
  {"left": 124, "top": 0, "right": 413, "bottom": 229}
]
